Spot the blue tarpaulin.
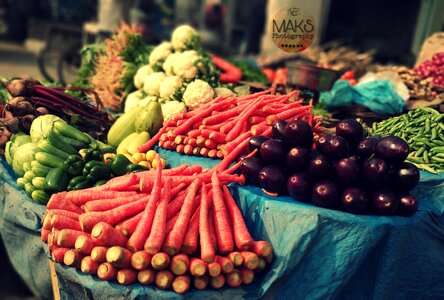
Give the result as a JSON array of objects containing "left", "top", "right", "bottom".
[{"left": 1, "top": 147, "right": 444, "bottom": 299}]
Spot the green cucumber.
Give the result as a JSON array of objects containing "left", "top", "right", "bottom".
[
  {"left": 23, "top": 161, "right": 32, "bottom": 172},
  {"left": 16, "top": 177, "right": 29, "bottom": 188},
  {"left": 46, "top": 131, "right": 78, "bottom": 155},
  {"left": 54, "top": 121, "right": 91, "bottom": 144},
  {"left": 32, "top": 177, "right": 47, "bottom": 190},
  {"left": 38, "top": 140, "right": 72, "bottom": 160},
  {"left": 24, "top": 183, "right": 36, "bottom": 195},
  {"left": 23, "top": 170, "right": 36, "bottom": 182},
  {"left": 35, "top": 152, "right": 65, "bottom": 169},
  {"left": 61, "top": 135, "right": 87, "bottom": 150},
  {"left": 31, "top": 190, "right": 50, "bottom": 204}
]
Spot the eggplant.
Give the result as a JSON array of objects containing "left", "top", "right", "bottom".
[
  {"left": 258, "top": 165, "right": 286, "bottom": 194},
  {"left": 248, "top": 135, "right": 269, "bottom": 152},
  {"left": 287, "top": 172, "right": 312, "bottom": 201},
  {"left": 239, "top": 157, "right": 264, "bottom": 184},
  {"left": 397, "top": 193, "right": 418, "bottom": 217},
  {"left": 341, "top": 187, "right": 370, "bottom": 215},
  {"left": 260, "top": 139, "right": 287, "bottom": 164},
  {"left": 391, "top": 162, "right": 420, "bottom": 192},
  {"left": 308, "top": 153, "right": 332, "bottom": 180},
  {"left": 375, "top": 136, "right": 409, "bottom": 166},
  {"left": 272, "top": 119, "right": 287, "bottom": 141},
  {"left": 335, "top": 119, "right": 363, "bottom": 146},
  {"left": 283, "top": 120, "right": 313, "bottom": 148},
  {"left": 311, "top": 180, "right": 340, "bottom": 209},
  {"left": 320, "top": 135, "right": 350, "bottom": 161},
  {"left": 286, "top": 146, "right": 310, "bottom": 172},
  {"left": 362, "top": 158, "right": 390, "bottom": 187},
  {"left": 356, "top": 137, "right": 378, "bottom": 161},
  {"left": 372, "top": 189, "right": 399, "bottom": 215},
  {"left": 334, "top": 157, "right": 360, "bottom": 185}
]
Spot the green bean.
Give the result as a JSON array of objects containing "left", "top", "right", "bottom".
[
  {"left": 425, "top": 118, "right": 431, "bottom": 132},
  {"left": 435, "top": 153, "right": 444, "bottom": 158},
  {"left": 430, "top": 146, "right": 444, "bottom": 153},
  {"left": 439, "top": 123, "right": 444, "bottom": 132},
  {"left": 431, "top": 157, "right": 444, "bottom": 163},
  {"left": 414, "top": 146, "right": 426, "bottom": 157},
  {"left": 423, "top": 150, "right": 430, "bottom": 163},
  {"left": 431, "top": 128, "right": 437, "bottom": 140},
  {"left": 406, "top": 157, "right": 425, "bottom": 164},
  {"left": 418, "top": 164, "right": 438, "bottom": 174}
]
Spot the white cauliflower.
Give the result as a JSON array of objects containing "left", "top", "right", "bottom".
[
  {"left": 171, "top": 24, "right": 199, "bottom": 51},
  {"left": 143, "top": 72, "right": 166, "bottom": 96},
  {"left": 182, "top": 79, "right": 215, "bottom": 110},
  {"left": 159, "top": 76, "right": 183, "bottom": 100},
  {"left": 161, "top": 101, "right": 187, "bottom": 121},
  {"left": 124, "top": 90, "right": 144, "bottom": 113},
  {"left": 214, "top": 87, "right": 235, "bottom": 97},
  {"left": 149, "top": 42, "right": 173, "bottom": 66},
  {"left": 162, "top": 52, "right": 181, "bottom": 76},
  {"left": 173, "top": 50, "right": 200, "bottom": 80},
  {"left": 134, "top": 65, "right": 154, "bottom": 89}
]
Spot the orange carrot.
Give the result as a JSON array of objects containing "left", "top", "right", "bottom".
[
  {"left": 181, "top": 206, "right": 200, "bottom": 254},
  {"left": 215, "top": 256, "right": 234, "bottom": 274},
  {"left": 220, "top": 131, "right": 252, "bottom": 157},
  {"left": 91, "top": 246, "right": 108, "bottom": 263},
  {"left": 97, "top": 262, "right": 118, "bottom": 280},
  {"left": 209, "top": 274, "right": 225, "bottom": 289},
  {"left": 207, "top": 262, "right": 221, "bottom": 277},
  {"left": 256, "top": 257, "right": 267, "bottom": 272},
  {"left": 117, "top": 269, "right": 137, "bottom": 285},
  {"left": 57, "top": 229, "right": 88, "bottom": 248},
  {"left": 51, "top": 246, "right": 70, "bottom": 263},
  {"left": 106, "top": 246, "right": 132, "bottom": 268},
  {"left": 138, "top": 269, "right": 156, "bottom": 285},
  {"left": 226, "top": 269, "right": 242, "bottom": 287},
  {"left": 138, "top": 124, "right": 170, "bottom": 152},
  {"left": 241, "top": 251, "right": 259, "bottom": 270},
  {"left": 251, "top": 240, "right": 273, "bottom": 257},
  {"left": 45, "top": 209, "right": 80, "bottom": 220},
  {"left": 172, "top": 275, "right": 191, "bottom": 294},
  {"left": 228, "top": 251, "right": 244, "bottom": 267},
  {"left": 211, "top": 172, "right": 234, "bottom": 253},
  {"left": 151, "top": 252, "right": 170, "bottom": 270},
  {"left": 166, "top": 190, "right": 188, "bottom": 219},
  {"left": 82, "top": 194, "right": 146, "bottom": 212},
  {"left": 80, "top": 256, "right": 99, "bottom": 274},
  {"left": 208, "top": 205, "right": 217, "bottom": 251},
  {"left": 41, "top": 229, "right": 50, "bottom": 242},
  {"left": 63, "top": 249, "right": 84, "bottom": 267},
  {"left": 199, "top": 183, "right": 215, "bottom": 263},
  {"left": 216, "top": 138, "right": 249, "bottom": 172},
  {"left": 144, "top": 178, "right": 172, "bottom": 254},
  {"left": 190, "top": 258, "right": 207, "bottom": 277},
  {"left": 163, "top": 178, "right": 201, "bottom": 256},
  {"left": 46, "top": 192, "right": 82, "bottom": 213},
  {"left": 51, "top": 214, "right": 82, "bottom": 231},
  {"left": 225, "top": 97, "right": 264, "bottom": 142},
  {"left": 127, "top": 155, "right": 163, "bottom": 252},
  {"left": 241, "top": 268, "right": 255, "bottom": 285},
  {"left": 193, "top": 274, "right": 209, "bottom": 290},
  {"left": 155, "top": 270, "right": 174, "bottom": 290},
  {"left": 75, "top": 235, "right": 95, "bottom": 255},
  {"left": 65, "top": 190, "right": 138, "bottom": 206},
  {"left": 170, "top": 182, "right": 186, "bottom": 198},
  {"left": 42, "top": 214, "right": 53, "bottom": 230},
  {"left": 170, "top": 254, "right": 190, "bottom": 276},
  {"left": 165, "top": 214, "right": 179, "bottom": 235},
  {"left": 222, "top": 185, "right": 253, "bottom": 250},
  {"left": 96, "top": 173, "right": 139, "bottom": 191},
  {"left": 91, "top": 222, "right": 128, "bottom": 247},
  {"left": 131, "top": 251, "right": 151, "bottom": 271},
  {"left": 115, "top": 211, "right": 143, "bottom": 237}
]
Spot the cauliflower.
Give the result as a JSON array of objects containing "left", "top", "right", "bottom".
[
  {"left": 149, "top": 42, "right": 173, "bottom": 66},
  {"left": 143, "top": 72, "right": 166, "bottom": 96},
  {"left": 159, "top": 76, "right": 183, "bottom": 100},
  {"left": 134, "top": 65, "right": 154, "bottom": 89},
  {"left": 214, "top": 87, "right": 235, "bottom": 97},
  {"left": 182, "top": 79, "right": 215, "bottom": 110},
  {"left": 125, "top": 91, "right": 157, "bottom": 112},
  {"left": 161, "top": 101, "right": 187, "bottom": 121},
  {"left": 171, "top": 25, "right": 200, "bottom": 51},
  {"left": 162, "top": 52, "right": 181, "bottom": 76},
  {"left": 173, "top": 50, "right": 200, "bottom": 80}
]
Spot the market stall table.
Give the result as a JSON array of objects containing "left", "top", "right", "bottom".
[{"left": 1, "top": 148, "right": 444, "bottom": 299}]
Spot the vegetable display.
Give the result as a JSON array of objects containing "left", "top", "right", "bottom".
[
  {"left": 239, "top": 119, "right": 420, "bottom": 216},
  {"left": 369, "top": 107, "right": 444, "bottom": 173},
  {"left": 41, "top": 159, "right": 273, "bottom": 294}
]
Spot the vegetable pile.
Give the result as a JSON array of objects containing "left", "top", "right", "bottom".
[
  {"left": 139, "top": 89, "right": 320, "bottom": 171},
  {"left": 41, "top": 158, "right": 272, "bottom": 294},
  {"left": 369, "top": 107, "right": 444, "bottom": 173},
  {"left": 414, "top": 52, "right": 444, "bottom": 87},
  {"left": 239, "top": 119, "right": 419, "bottom": 216}
]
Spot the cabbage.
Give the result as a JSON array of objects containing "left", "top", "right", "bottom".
[
  {"left": 30, "top": 114, "right": 64, "bottom": 143},
  {"left": 12, "top": 142, "right": 39, "bottom": 176},
  {"left": 4, "top": 133, "right": 32, "bottom": 165}
]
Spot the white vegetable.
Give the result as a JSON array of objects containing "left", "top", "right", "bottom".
[
  {"left": 134, "top": 65, "right": 154, "bottom": 89},
  {"left": 214, "top": 87, "right": 235, "bottom": 97},
  {"left": 159, "top": 76, "right": 183, "bottom": 100},
  {"left": 30, "top": 114, "right": 64, "bottom": 143},
  {"left": 161, "top": 101, "right": 187, "bottom": 121},
  {"left": 124, "top": 90, "right": 144, "bottom": 113},
  {"left": 182, "top": 79, "right": 215, "bottom": 110},
  {"left": 143, "top": 72, "right": 166, "bottom": 96},
  {"left": 162, "top": 52, "right": 181, "bottom": 76},
  {"left": 173, "top": 50, "right": 200, "bottom": 80},
  {"left": 171, "top": 24, "right": 199, "bottom": 51},
  {"left": 149, "top": 42, "right": 173, "bottom": 66}
]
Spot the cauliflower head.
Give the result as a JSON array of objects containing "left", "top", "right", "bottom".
[
  {"left": 124, "top": 90, "right": 144, "bottom": 113},
  {"left": 162, "top": 52, "right": 181, "bottom": 76},
  {"left": 149, "top": 42, "right": 173, "bottom": 66},
  {"left": 182, "top": 79, "right": 215, "bottom": 110},
  {"left": 159, "top": 76, "right": 183, "bottom": 100},
  {"left": 161, "top": 101, "right": 187, "bottom": 121},
  {"left": 134, "top": 65, "right": 154, "bottom": 89},
  {"left": 173, "top": 50, "right": 200, "bottom": 80},
  {"left": 143, "top": 72, "right": 166, "bottom": 96},
  {"left": 171, "top": 24, "right": 200, "bottom": 51}
]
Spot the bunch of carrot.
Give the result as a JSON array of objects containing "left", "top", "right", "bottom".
[
  {"left": 138, "top": 89, "right": 321, "bottom": 169},
  {"left": 41, "top": 155, "right": 273, "bottom": 294}
]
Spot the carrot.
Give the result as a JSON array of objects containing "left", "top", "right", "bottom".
[
  {"left": 208, "top": 205, "right": 217, "bottom": 251},
  {"left": 251, "top": 240, "right": 273, "bottom": 257},
  {"left": 212, "top": 54, "right": 242, "bottom": 83},
  {"left": 170, "top": 182, "right": 186, "bottom": 198},
  {"left": 225, "top": 97, "right": 264, "bottom": 142},
  {"left": 223, "top": 148, "right": 258, "bottom": 175},
  {"left": 80, "top": 256, "right": 99, "bottom": 274},
  {"left": 211, "top": 172, "right": 234, "bottom": 253},
  {"left": 144, "top": 178, "right": 172, "bottom": 254},
  {"left": 97, "top": 262, "right": 118, "bottom": 280},
  {"left": 196, "top": 136, "right": 206, "bottom": 147},
  {"left": 202, "top": 103, "right": 248, "bottom": 125},
  {"left": 42, "top": 213, "right": 53, "bottom": 230},
  {"left": 228, "top": 251, "right": 244, "bottom": 267},
  {"left": 181, "top": 207, "right": 200, "bottom": 254},
  {"left": 63, "top": 249, "right": 84, "bottom": 267},
  {"left": 51, "top": 214, "right": 82, "bottom": 231},
  {"left": 266, "top": 106, "right": 312, "bottom": 126},
  {"left": 241, "top": 251, "right": 259, "bottom": 270},
  {"left": 165, "top": 214, "right": 179, "bottom": 235},
  {"left": 192, "top": 146, "right": 201, "bottom": 156},
  {"left": 256, "top": 257, "right": 267, "bottom": 272},
  {"left": 199, "top": 183, "right": 215, "bottom": 263},
  {"left": 170, "top": 254, "right": 190, "bottom": 276},
  {"left": 75, "top": 235, "right": 95, "bottom": 255},
  {"left": 127, "top": 156, "right": 163, "bottom": 252},
  {"left": 241, "top": 269, "right": 255, "bottom": 285},
  {"left": 46, "top": 192, "right": 83, "bottom": 213},
  {"left": 91, "top": 222, "right": 128, "bottom": 247},
  {"left": 248, "top": 115, "right": 266, "bottom": 125},
  {"left": 204, "top": 139, "right": 217, "bottom": 150},
  {"left": 184, "top": 144, "right": 194, "bottom": 155},
  {"left": 155, "top": 270, "right": 174, "bottom": 290},
  {"left": 216, "top": 138, "right": 249, "bottom": 172},
  {"left": 226, "top": 269, "right": 242, "bottom": 287},
  {"left": 91, "top": 246, "right": 108, "bottom": 263},
  {"left": 172, "top": 275, "right": 191, "bottom": 295},
  {"left": 174, "top": 135, "right": 187, "bottom": 144},
  {"left": 82, "top": 194, "right": 146, "bottom": 212},
  {"left": 79, "top": 197, "right": 149, "bottom": 232},
  {"left": 151, "top": 252, "right": 170, "bottom": 270},
  {"left": 57, "top": 229, "right": 88, "bottom": 248},
  {"left": 222, "top": 185, "right": 253, "bottom": 250},
  {"left": 106, "top": 246, "right": 132, "bottom": 268},
  {"left": 190, "top": 258, "right": 207, "bottom": 277},
  {"left": 45, "top": 209, "right": 80, "bottom": 220},
  {"left": 265, "top": 252, "right": 274, "bottom": 264},
  {"left": 65, "top": 190, "right": 138, "bottom": 206},
  {"left": 138, "top": 269, "right": 156, "bottom": 285},
  {"left": 97, "top": 173, "right": 140, "bottom": 191},
  {"left": 176, "top": 144, "right": 185, "bottom": 154},
  {"left": 220, "top": 131, "right": 252, "bottom": 157},
  {"left": 209, "top": 274, "right": 226, "bottom": 289},
  {"left": 115, "top": 211, "right": 143, "bottom": 237},
  {"left": 186, "top": 137, "right": 197, "bottom": 147},
  {"left": 131, "top": 251, "right": 151, "bottom": 271},
  {"left": 51, "top": 246, "right": 70, "bottom": 263},
  {"left": 207, "top": 262, "right": 221, "bottom": 277},
  {"left": 200, "top": 147, "right": 210, "bottom": 157},
  {"left": 41, "top": 229, "right": 50, "bottom": 242},
  {"left": 215, "top": 256, "right": 234, "bottom": 274},
  {"left": 117, "top": 269, "right": 137, "bottom": 285},
  {"left": 193, "top": 274, "right": 209, "bottom": 290},
  {"left": 163, "top": 178, "right": 201, "bottom": 256},
  {"left": 208, "top": 149, "right": 218, "bottom": 158},
  {"left": 138, "top": 124, "right": 169, "bottom": 152}
]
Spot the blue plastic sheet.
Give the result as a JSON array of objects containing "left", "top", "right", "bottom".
[{"left": 1, "top": 148, "right": 444, "bottom": 299}]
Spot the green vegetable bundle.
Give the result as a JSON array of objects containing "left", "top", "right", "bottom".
[{"left": 369, "top": 107, "right": 444, "bottom": 173}]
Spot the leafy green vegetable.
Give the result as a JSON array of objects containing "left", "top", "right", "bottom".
[
  {"left": 74, "top": 44, "right": 105, "bottom": 89},
  {"left": 12, "top": 142, "right": 39, "bottom": 176}
]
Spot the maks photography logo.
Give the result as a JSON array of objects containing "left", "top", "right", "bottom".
[{"left": 271, "top": 6, "right": 316, "bottom": 53}]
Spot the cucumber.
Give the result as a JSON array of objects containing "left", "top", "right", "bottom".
[
  {"left": 38, "top": 140, "right": 72, "bottom": 160},
  {"left": 61, "top": 135, "right": 87, "bottom": 150},
  {"left": 23, "top": 161, "right": 32, "bottom": 172},
  {"left": 54, "top": 121, "right": 91, "bottom": 144},
  {"left": 46, "top": 131, "right": 78, "bottom": 155},
  {"left": 31, "top": 177, "right": 46, "bottom": 190},
  {"left": 35, "top": 152, "right": 65, "bottom": 169},
  {"left": 32, "top": 164, "right": 51, "bottom": 177},
  {"left": 24, "top": 183, "right": 36, "bottom": 195},
  {"left": 16, "top": 177, "right": 29, "bottom": 188},
  {"left": 23, "top": 170, "right": 36, "bottom": 181},
  {"left": 31, "top": 190, "right": 50, "bottom": 204}
]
